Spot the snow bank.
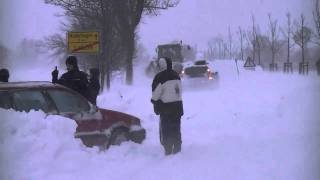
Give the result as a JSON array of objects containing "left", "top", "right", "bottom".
[
  {"left": 0, "top": 109, "right": 92, "bottom": 180},
  {"left": 96, "top": 61, "right": 320, "bottom": 180},
  {"left": 2, "top": 60, "right": 320, "bottom": 180}
]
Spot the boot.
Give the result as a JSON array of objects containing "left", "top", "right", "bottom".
[
  {"left": 172, "top": 143, "right": 181, "bottom": 154},
  {"left": 164, "top": 144, "right": 173, "bottom": 155}
]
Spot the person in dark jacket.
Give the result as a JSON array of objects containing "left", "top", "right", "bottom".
[
  {"left": 151, "top": 57, "right": 184, "bottom": 155},
  {"left": 0, "top": 68, "right": 9, "bottom": 82},
  {"left": 87, "top": 68, "right": 100, "bottom": 105},
  {"left": 52, "top": 56, "right": 88, "bottom": 98}
]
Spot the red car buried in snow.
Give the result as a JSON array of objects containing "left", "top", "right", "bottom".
[{"left": 0, "top": 81, "right": 146, "bottom": 149}]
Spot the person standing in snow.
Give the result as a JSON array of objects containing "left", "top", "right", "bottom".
[
  {"left": 51, "top": 56, "right": 88, "bottom": 98},
  {"left": 151, "top": 57, "right": 184, "bottom": 155},
  {"left": 87, "top": 68, "right": 100, "bottom": 105},
  {"left": 0, "top": 68, "right": 9, "bottom": 82}
]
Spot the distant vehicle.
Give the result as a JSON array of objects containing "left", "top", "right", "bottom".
[
  {"left": 145, "top": 42, "right": 196, "bottom": 76},
  {"left": 182, "top": 60, "right": 219, "bottom": 81},
  {"left": 0, "top": 82, "right": 146, "bottom": 149}
]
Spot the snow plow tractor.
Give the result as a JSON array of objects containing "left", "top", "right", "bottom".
[{"left": 145, "top": 42, "right": 196, "bottom": 77}]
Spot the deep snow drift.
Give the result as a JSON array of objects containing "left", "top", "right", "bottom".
[{"left": 1, "top": 60, "right": 320, "bottom": 180}]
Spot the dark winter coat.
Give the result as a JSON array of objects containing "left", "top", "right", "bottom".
[
  {"left": 52, "top": 69, "right": 88, "bottom": 98},
  {"left": 87, "top": 78, "right": 100, "bottom": 105},
  {"left": 151, "top": 58, "right": 183, "bottom": 116},
  {"left": 86, "top": 68, "right": 100, "bottom": 105}
]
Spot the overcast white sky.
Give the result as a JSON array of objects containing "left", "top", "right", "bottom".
[
  {"left": 139, "top": 0, "right": 313, "bottom": 53},
  {"left": 0, "top": 0, "right": 314, "bottom": 53}
]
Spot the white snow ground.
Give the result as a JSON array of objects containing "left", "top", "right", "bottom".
[{"left": 1, "top": 60, "right": 320, "bottom": 180}]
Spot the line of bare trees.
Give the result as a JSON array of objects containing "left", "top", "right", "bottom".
[
  {"left": 43, "top": 0, "right": 179, "bottom": 90},
  {"left": 205, "top": 3, "right": 320, "bottom": 72}
]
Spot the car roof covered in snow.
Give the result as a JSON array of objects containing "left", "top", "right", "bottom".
[{"left": 0, "top": 81, "right": 67, "bottom": 90}]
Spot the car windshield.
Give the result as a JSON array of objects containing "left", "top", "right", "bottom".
[
  {"left": 12, "top": 90, "right": 49, "bottom": 112},
  {"left": 47, "top": 89, "right": 90, "bottom": 113}
]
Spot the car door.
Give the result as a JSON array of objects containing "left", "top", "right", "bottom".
[{"left": 45, "top": 88, "right": 102, "bottom": 132}]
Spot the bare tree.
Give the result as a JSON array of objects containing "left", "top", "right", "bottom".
[
  {"left": 281, "top": 12, "right": 295, "bottom": 72},
  {"left": 207, "top": 35, "right": 226, "bottom": 59},
  {"left": 238, "top": 27, "right": 245, "bottom": 60},
  {"left": 246, "top": 14, "right": 257, "bottom": 63},
  {"left": 205, "top": 40, "right": 216, "bottom": 60},
  {"left": 144, "top": 0, "right": 179, "bottom": 15},
  {"left": 267, "top": 13, "right": 282, "bottom": 71},
  {"left": 313, "top": 0, "right": 320, "bottom": 46},
  {"left": 43, "top": 33, "right": 68, "bottom": 60},
  {"left": 44, "top": 0, "right": 179, "bottom": 89},
  {"left": 293, "top": 14, "right": 312, "bottom": 64},
  {"left": 255, "top": 26, "right": 263, "bottom": 65},
  {"left": 228, "top": 26, "right": 233, "bottom": 59}
]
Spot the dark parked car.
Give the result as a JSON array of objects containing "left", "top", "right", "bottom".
[{"left": 0, "top": 81, "right": 146, "bottom": 149}]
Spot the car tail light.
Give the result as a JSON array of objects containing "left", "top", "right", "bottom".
[
  {"left": 180, "top": 70, "right": 185, "bottom": 77},
  {"left": 208, "top": 71, "right": 213, "bottom": 80}
]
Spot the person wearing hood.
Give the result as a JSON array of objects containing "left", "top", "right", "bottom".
[
  {"left": 87, "top": 68, "right": 100, "bottom": 105},
  {"left": 151, "top": 57, "right": 184, "bottom": 155},
  {"left": 0, "top": 68, "right": 9, "bottom": 82},
  {"left": 52, "top": 56, "right": 88, "bottom": 98}
]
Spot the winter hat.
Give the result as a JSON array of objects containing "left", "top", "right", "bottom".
[
  {"left": 0, "top": 68, "right": 9, "bottom": 82},
  {"left": 66, "top": 56, "right": 79, "bottom": 69}
]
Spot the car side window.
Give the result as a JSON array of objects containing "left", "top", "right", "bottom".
[
  {"left": 47, "top": 89, "right": 90, "bottom": 113},
  {"left": 0, "top": 91, "right": 12, "bottom": 110},
  {"left": 12, "top": 90, "right": 49, "bottom": 112}
]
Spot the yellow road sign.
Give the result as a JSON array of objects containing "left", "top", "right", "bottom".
[{"left": 67, "top": 31, "right": 100, "bottom": 53}]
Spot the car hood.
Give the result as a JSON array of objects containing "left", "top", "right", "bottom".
[{"left": 75, "top": 108, "right": 141, "bottom": 134}]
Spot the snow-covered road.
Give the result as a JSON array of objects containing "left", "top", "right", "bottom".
[{"left": 1, "top": 60, "right": 320, "bottom": 180}]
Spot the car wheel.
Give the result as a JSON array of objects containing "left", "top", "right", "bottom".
[{"left": 109, "top": 128, "right": 129, "bottom": 146}]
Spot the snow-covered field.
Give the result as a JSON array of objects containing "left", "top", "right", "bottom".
[{"left": 1, "top": 60, "right": 320, "bottom": 180}]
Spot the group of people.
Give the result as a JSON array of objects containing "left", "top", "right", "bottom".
[
  {"left": 0, "top": 56, "right": 100, "bottom": 105},
  {"left": 52, "top": 56, "right": 100, "bottom": 105},
  {"left": 54, "top": 56, "right": 185, "bottom": 156}
]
